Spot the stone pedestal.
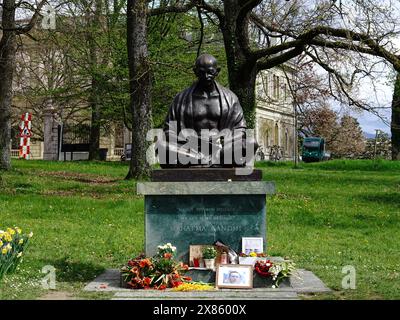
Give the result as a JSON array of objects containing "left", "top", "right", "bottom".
[
  {"left": 43, "top": 107, "right": 59, "bottom": 161},
  {"left": 137, "top": 179, "right": 275, "bottom": 263}
]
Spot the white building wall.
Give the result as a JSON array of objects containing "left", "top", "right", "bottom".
[{"left": 255, "top": 66, "right": 296, "bottom": 161}]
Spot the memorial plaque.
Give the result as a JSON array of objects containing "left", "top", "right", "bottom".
[{"left": 144, "top": 193, "right": 267, "bottom": 263}]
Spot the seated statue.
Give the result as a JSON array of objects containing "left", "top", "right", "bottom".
[{"left": 157, "top": 53, "right": 259, "bottom": 168}]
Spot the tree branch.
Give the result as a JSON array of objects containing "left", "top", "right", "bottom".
[{"left": 256, "top": 45, "right": 305, "bottom": 71}]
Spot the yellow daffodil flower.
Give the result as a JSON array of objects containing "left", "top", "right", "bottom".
[
  {"left": 249, "top": 252, "right": 257, "bottom": 257},
  {"left": 19, "top": 239, "right": 24, "bottom": 245},
  {"left": 3, "top": 232, "right": 12, "bottom": 242},
  {"left": 17, "top": 252, "right": 23, "bottom": 258}
]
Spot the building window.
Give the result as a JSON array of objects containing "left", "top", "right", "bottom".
[
  {"left": 264, "top": 130, "right": 269, "bottom": 149},
  {"left": 262, "top": 73, "right": 269, "bottom": 97}
]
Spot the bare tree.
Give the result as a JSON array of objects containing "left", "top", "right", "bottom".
[
  {"left": 146, "top": 0, "right": 400, "bottom": 159},
  {"left": 0, "top": 0, "right": 47, "bottom": 170},
  {"left": 126, "top": 0, "right": 152, "bottom": 179}
]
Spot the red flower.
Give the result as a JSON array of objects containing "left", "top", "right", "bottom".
[
  {"left": 180, "top": 262, "right": 189, "bottom": 270},
  {"left": 163, "top": 253, "right": 172, "bottom": 259},
  {"left": 172, "top": 281, "right": 183, "bottom": 288},
  {"left": 182, "top": 276, "right": 192, "bottom": 281},
  {"left": 139, "top": 259, "right": 152, "bottom": 268},
  {"left": 128, "top": 260, "right": 136, "bottom": 267},
  {"left": 158, "top": 285, "right": 167, "bottom": 290},
  {"left": 143, "top": 277, "right": 152, "bottom": 286}
]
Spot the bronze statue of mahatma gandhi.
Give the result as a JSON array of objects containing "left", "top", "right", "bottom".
[{"left": 157, "top": 53, "right": 259, "bottom": 168}]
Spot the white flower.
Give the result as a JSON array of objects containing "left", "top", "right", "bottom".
[
  {"left": 28, "top": 232, "right": 33, "bottom": 238},
  {"left": 272, "top": 285, "right": 276, "bottom": 289},
  {"left": 17, "top": 252, "right": 23, "bottom": 258}
]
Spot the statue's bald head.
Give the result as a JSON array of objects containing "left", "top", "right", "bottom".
[
  {"left": 193, "top": 54, "right": 220, "bottom": 84},
  {"left": 195, "top": 54, "right": 218, "bottom": 69}
]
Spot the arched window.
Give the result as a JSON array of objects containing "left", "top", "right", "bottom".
[{"left": 264, "top": 130, "right": 269, "bottom": 148}]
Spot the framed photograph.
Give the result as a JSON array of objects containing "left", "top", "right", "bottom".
[
  {"left": 242, "top": 237, "right": 263, "bottom": 255},
  {"left": 216, "top": 264, "right": 253, "bottom": 289}
]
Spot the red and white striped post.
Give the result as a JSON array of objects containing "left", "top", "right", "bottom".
[{"left": 19, "top": 113, "right": 32, "bottom": 159}]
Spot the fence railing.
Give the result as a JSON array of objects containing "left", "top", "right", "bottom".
[
  {"left": 10, "top": 149, "right": 19, "bottom": 158},
  {"left": 113, "top": 148, "right": 124, "bottom": 156}
]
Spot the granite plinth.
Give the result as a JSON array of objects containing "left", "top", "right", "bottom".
[
  {"left": 151, "top": 168, "right": 263, "bottom": 181},
  {"left": 137, "top": 180, "right": 275, "bottom": 263}
]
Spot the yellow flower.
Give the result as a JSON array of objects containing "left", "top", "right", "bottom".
[
  {"left": 2, "top": 247, "right": 7, "bottom": 255},
  {"left": 15, "top": 227, "right": 22, "bottom": 234},
  {"left": 19, "top": 239, "right": 24, "bottom": 245},
  {"left": 28, "top": 232, "right": 33, "bottom": 238},
  {"left": 7, "top": 228, "right": 15, "bottom": 236},
  {"left": 3, "top": 232, "right": 12, "bottom": 242},
  {"left": 0, "top": 241, "right": 3, "bottom": 246},
  {"left": 17, "top": 252, "right": 23, "bottom": 258},
  {"left": 249, "top": 252, "right": 257, "bottom": 257}
]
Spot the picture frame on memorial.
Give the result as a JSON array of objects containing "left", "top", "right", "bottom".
[
  {"left": 242, "top": 237, "right": 263, "bottom": 255},
  {"left": 216, "top": 264, "right": 253, "bottom": 289}
]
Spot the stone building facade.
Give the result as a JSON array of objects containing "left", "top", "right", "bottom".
[{"left": 255, "top": 65, "right": 295, "bottom": 161}]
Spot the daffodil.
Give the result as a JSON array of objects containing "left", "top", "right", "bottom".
[
  {"left": 15, "top": 227, "right": 22, "bottom": 234},
  {"left": 3, "top": 232, "right": 12, "bottom": 242},
  {"left": 1, "top": 247, "right": 7, "bottom": 255},
  {"left": 28, "top": 232, "right": 33, "bottom": 238},
  {"left": 19, "top": 239, "right": 24, "bottom": 245},
  {"left": 0, "top": 241, "right": 3, "bottom": 247},
  {"left": 249, "top": 251, "right": 257, "bottom": 257},
  {"left": 17, "top": 252, "right": 23, "bottom": 258},
  {"left": 7, "top": 228, "right": 15, "bottom": 236}
]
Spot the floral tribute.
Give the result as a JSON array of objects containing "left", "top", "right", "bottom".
[
  {"left": 254, "top": 260, "right": 296, "bottom": 287},
  {"left": 239, "top": 252, "right": 267, "bottom": 257},
  {"left": 0, "top": 227, "right": 33, "bottom": 280},
  {"left": 121, "top": 243, "right": 192, "bottom": 290}
]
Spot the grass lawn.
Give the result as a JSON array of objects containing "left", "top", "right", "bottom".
[{"left": 0, "top": 159, "right": 399, "bottom": 299}]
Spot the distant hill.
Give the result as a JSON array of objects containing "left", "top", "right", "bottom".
[{"left": 363, "top": 131, "right": 391, "bottom": 139}]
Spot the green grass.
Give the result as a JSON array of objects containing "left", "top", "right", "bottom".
[{"left": 0, "top": 159, "right": 399, "bottom": 299}]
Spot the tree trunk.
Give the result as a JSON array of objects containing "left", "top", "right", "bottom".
[
  {"left": 88, "top": 0, "right": 102, "bottom": 160},
  {"left": 89, "top": 77, "right": 101, "bottom": 160},
  {"left": 391, "top": 73, "right": 400, "bottom": 160},
  {"left": 0, "top": 0, "right": 17, "bottom": 170},
  {"left": 221, "top": 1, "right": 258, "bottom": 128},
  {"left": 126, "top": 0, "right": 153, "bottom": 179}
]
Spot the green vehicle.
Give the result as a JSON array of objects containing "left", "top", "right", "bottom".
[{"left": 302, "top": 137, "right": 326, "bottom": 163}]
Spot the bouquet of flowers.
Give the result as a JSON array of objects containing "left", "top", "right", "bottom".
[
  {"left": 239, "top": 252, "right": 267, "bottom": 258},
  {"left": 0, "top": 227, "right": 33, "bottom": 280},
  {"left": 254, "top": 259, "right": 296, "bottom": 287},
  {"left": 121, "top": 243, "right": 191, "bottom": 290}
]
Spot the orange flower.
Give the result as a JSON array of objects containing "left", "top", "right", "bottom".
[
  {"left": 182, "top": 276, "right": 192, "bottom": 281},
  {"left": 130, "top": 267, "right": 139, "bottom": 274},
  {"left": 163, "top": 253, "right": 172, "bottom": 259},
  {"left": 139, "top": 259, "right": 152, "bottom": 268},
  {"left": 143, "top": 277, "right": 152, "bottom": 286}
]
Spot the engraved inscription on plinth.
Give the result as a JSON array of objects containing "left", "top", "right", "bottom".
[{"left": 144, "top": 194, "right": 267, "bottom": 262}]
